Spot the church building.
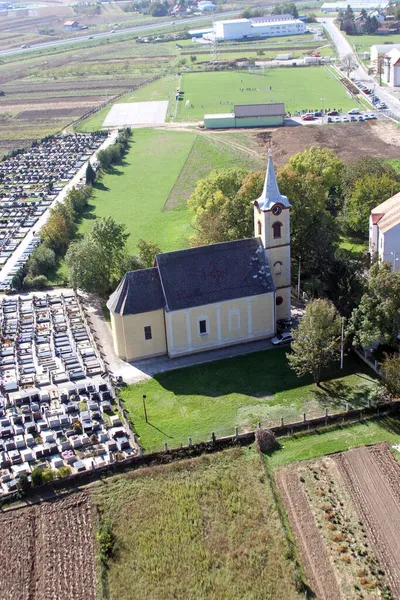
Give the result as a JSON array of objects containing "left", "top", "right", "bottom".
[{"left": 107, "top": 151, "right": 291, "bottom": 361}]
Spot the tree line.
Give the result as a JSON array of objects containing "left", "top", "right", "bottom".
[{"left": 12, "top": 128, "right": 132, "bottom": 291}]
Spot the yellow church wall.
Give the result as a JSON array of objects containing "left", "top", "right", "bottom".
[
  {"left": 113, "top": 309, "right": 167, "bottom": 361},
  {"left": 165, "top": 292, "right": 275, "bottom": 357}
]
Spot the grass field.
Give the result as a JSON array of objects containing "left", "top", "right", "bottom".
[
  {"left": 120, "top": 350, "right": 379, "bottom": 452},
  {"left": 339, "top": 235, "right": 367, "bottom": 254},
  {"left": 266, "top": 417, "right": 400, "bottom": 469},
  {"left": 175, "top": 68, "right": 356, "bottom": 121},
  {"left": 346, "top": 33, "right": 400, "bottom": 54},
  {"left": 93, "top": 448, "right": 302, "bottom": 600},
  {"left": 78, "top": 127, "right": 260, "bottom": 252}
]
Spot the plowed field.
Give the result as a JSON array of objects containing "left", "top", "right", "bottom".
[
  {"left": 277, "top": 443, "right": 399, "bottom": 600},
  {"left": 0, "top": 492, "right": 96, "bottom": 600},
  {"left": 337, "top": 444, "right": 400, "bottom": 598}
]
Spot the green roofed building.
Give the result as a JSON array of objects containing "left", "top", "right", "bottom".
[{"left": 204, "top": 103, "right": 285, "bottom": 129}]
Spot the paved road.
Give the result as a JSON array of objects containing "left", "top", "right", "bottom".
[
  {"left": 0, "top": 131, "right": 118, "bottom": 284},
  {"left": 319, "top": 17, "right": 400, "bottom": 117},
  {"left": 0, "top": 11, "right": 240, "bottom": 58}
]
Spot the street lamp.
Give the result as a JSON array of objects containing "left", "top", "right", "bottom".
[
  {"left": 320, "top": 97, "right": 326, "bottom": 116},
  {"left": 142, "top": 394, "right": 148, "bottom": 423}
]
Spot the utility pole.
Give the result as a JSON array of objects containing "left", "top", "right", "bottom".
[
  {"left": 340, "top": 317, "right": 345, "bottom": 370},
  {"left": 142, "top": 394, "right": 148, "bottom": 423},
  {"left": 297, "top": 256, "right": 301, "bottom": 300}
]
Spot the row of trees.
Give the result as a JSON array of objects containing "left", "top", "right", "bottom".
[
  {"left": 339, "top": 5, "right": 379, "bottom": 35},
  {"left": 13, "top": 129, "right": 133, "bottom": 291}
]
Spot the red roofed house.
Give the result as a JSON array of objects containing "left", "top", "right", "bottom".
[{"left": 369, "top": 192, "right": 400, "bottom": 269}]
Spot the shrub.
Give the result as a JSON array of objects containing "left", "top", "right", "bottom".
[
  {"left": 58, "top": 466, "right": 71, "bottom": 478},
  {"left": 331, "top": 531, "right": 345, "bottom": 542},
  {"left": 98, "top": 518, "right": 115, "bottom": 566},
  {"left": 31, "top": 467, "right": 56, "bottom": 485},
  {"left": 255, "top": 428, "right": 278, "bottom": 453}
]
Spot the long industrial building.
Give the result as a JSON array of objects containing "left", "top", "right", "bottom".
[{"left": 207, "top": 14, "right": 306, "bottom": 41}]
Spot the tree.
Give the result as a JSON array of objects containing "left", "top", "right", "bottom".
[
  {"left": 121, "top": 254, "right": 144, "bottom": 275},
  {"left": 320, "top": 247, "right": 366, "bottom": 317},
  {"left": 341, "top": 53, "right": 358, "bottom": 77},
  {"left": 348, "top": 262, "right": 400, "bottom": 348},
  {"left": 344, "top": 173, "right": 400, "bottom": 236},
  {"left": 17, "top": 472, "right": 31, "bottom": 493},
  {"left": 27, "top": 245, "right": 56, "bottom": 277},
  {"left": 341, "top": 156, "right": 399, "bottom": 191},
  {"left": 66, "top": 238, "right": 109, "bottom": 295},
  {"left": 190, "top": 55, "right": 197, "bottom": 63},
  {"left": 85, "top": 161, "right": 96, "bottom": 185},
  {"left": 287, "top": 299, "right": 342, "bottom": 386},
  {"left": 66, "top": 217, "right": 129, "bottom": 295},
  {"left": 138, "top": 239, "right": 161, "bottom": 268},
  {"left": 380, "top": 353, "right": 400, "bottom": 398},
  {"left": 340, "top": 6, "right": 356, "bottom": 34},
  {"left": 91, "top": 216, "right": 129, "bottom": 288},
  {"left": 149, "top": 1, "right": 168, "bottom": 16}
]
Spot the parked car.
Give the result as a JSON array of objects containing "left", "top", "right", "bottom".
[
  {"left": 368, "top": 113, "right": 377, "bottom": 119},
  {"left": 342, "top": 116, "right": 349, "bottom": 122},
  {"left": 88, "top": 36, "right": 93, "bottom": 39},
  {"left": 327, "top": 110, "right": 339, "bottom": 116},
  {"left": 334, "top": 117, "right": 341, "bottom": 122},
  {"left": 358, "top": 115, "right": 364, "bottom": 121},
  {"left": 378, "top": 102, "right": 387, "bottom": 109},
  {"left": 348, "top": 108, "right": 360, "bottom": 115},
  {"left": 301, "top": 114, "right": 314, "bottom": 121},
  {"left": 327, "top": 116, "right": 332, "bottom": 123},
  {"left": 313, "top": 111, "right": 323, "bottom": 117},
  {"left": 350, "top": 115, "right": 357, "bottom": 121},
  {"left": 271, "top": 332, "right": 293, "bottom": 346}
]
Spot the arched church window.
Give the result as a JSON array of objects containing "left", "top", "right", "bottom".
[
  {"left": 273, "top": 260, "right": 282, "bottom": 275},
  {"left": 276, "top": 296, "right": 283, "bottom": 306},
  {"left": 257, "top": 221, "right": 262, "bottom": 236},
  {"left": 272, "top": 222, "right": 282, "bottom": 239}
]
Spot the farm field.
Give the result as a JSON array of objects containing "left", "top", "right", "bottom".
[
  {"left": 0, "top": 492, "right": 96, "bottom": 600},
  {"left": 276, "top": 443, "right": 400, "bottom": 599},
  {"left": 175, "top": 68, "right": 357, "bottom": 121},
  {"left": 120, "top": 350, "right": 379, "bottom": 452},
  {"left": 77, "top": 127, "right": 263, "bottom": 253},
  {"left": 93, "top": 447, "right": 303, "bottom": 600}
]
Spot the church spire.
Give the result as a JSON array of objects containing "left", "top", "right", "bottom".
[{"left": 255, "top": 149, "right": 291, "bottom": 212}]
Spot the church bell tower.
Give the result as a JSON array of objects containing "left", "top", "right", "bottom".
[{"left": 253, "top": 149, "right": 291, "bottom": 321}]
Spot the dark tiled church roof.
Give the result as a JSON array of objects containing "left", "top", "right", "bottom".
[
  {"left": 108, "top": 238, "right": 275, "bottom": 316},
  {"left": 107, "top": 268, "right": 164, "bottom": 316},
  {"left": 157, "top": 237, "right": 275, "bottom": 312}
]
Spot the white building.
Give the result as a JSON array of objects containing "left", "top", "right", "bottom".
[
  {"left": 371, "top": 43, "right": 400, "bottom": 64},
  {"left": 369, "top": 192, "right": 400, "bottom": 270},
  {"left": 211, "top": 14, "right": 306, "bottom": 41},
  {"left": 383, "top": 48, "right": 400, "bottom": 87},
  {"left": 321, "top": 1, "right": 388, "bottom": 11}
]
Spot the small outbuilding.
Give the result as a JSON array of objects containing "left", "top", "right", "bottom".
[{"left": 204, "top": 103, "right": 285, "bottom": 129}]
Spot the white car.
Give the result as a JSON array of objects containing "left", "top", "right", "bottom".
[
  {"left": 271, "top": 332, "right": 293, "bottom": 346},
  {"left": 342, "top": 116, "right": 349, "bottom": 122},
  {"left": 348, "top": 108, "right": 360, "bottom": 115}
]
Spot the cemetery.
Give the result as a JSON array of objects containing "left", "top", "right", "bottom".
[
  {"left": 0, "top": 132, "right": 107, "bottom": 281},
  {"left": 0, "top": 290, "right": 135, "bottom": 494}
]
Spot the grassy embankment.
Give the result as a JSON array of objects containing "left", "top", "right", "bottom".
[{"left": 120, "top": 349, "right": 379, "bottom": 452}]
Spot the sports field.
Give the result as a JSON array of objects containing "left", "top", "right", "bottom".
[{"left": 175, "top": 68, "right": 356, "bottom": 121}]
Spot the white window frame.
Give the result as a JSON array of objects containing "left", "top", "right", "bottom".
[
  {"left": 198, "top": 315, "right": 209, "bottom": 336},
  {"left": 228, "top": 308, "right": 241, "bottom": 332}
]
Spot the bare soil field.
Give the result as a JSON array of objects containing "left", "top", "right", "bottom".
[
  {"left": 0, "top": 491, "right": 96, "bottom": 600},
  {"left": 337, "top": 444, "right": 400, "bottom": 598},
  {"left": 277, "top": 444, "right": 396, "bottom": 600},
  {"left": 213, "top": 121, "right": 400, "bottom": 168}
]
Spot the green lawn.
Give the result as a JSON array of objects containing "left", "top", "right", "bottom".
[
  {"left": 266, "top": 417, "right": 400, "bottom": 469},
  {"left": 346, "top": 33, "right": 400, "bottom": 54},
  {"left": 120, "top": 349, "right": 379, "bottom": 452},
  {"left": 176, "top": 68, "right": 357, "bottom": 121},
  {"left": 77, "top": 127, "right": 260, "bottom": 253},
  {"left": 93, "top": 448, "right": 302, "bottom": 600},
  {"left": 339, "top": 235, "right": 367, "bottom": 255},
  {"left": 78, "top": 128, "right": 194, "bottom": 253}
]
